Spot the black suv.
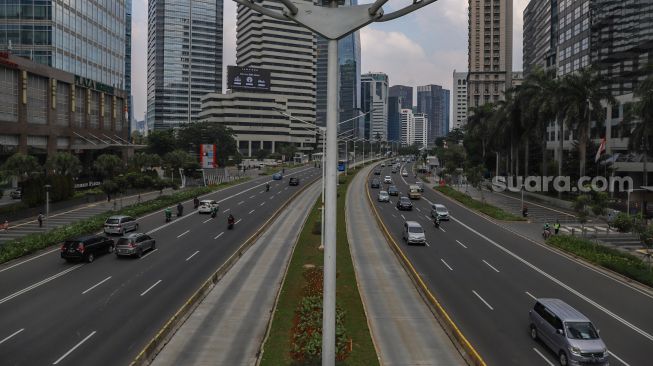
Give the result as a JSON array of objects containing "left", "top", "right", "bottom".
[
  {"left": 396, "top": 197, "right": 413, "bottom": 211},
  {"left": 289, "top": 177, "right": 300, "bottom": 186},
  {"left": 60, "top": 235, "right": 115, "bottom": 263},
  {"left": 374, "top": 170, "right": 381, "bottom": 175},
  {"left": 370, "top": 179, "right": 380, "bottom": 188},
  {"left": 388, "top": 185, "right": 399, "bottom": 196}
]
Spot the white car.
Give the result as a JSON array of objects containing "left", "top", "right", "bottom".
[
  {"left": 198, "top": 200, "right": 219, "bottom": 214},
  {"left": 431, "top": 204, "right": 449, "bottom": 220},
  {"left": 402, "top": 170, "right": 409, "bottom": 177},
  {"left": 378, "top": 191, "right": 390, "bottom": 202},
  {"left": 383, "top": 176, "right": 392, "bottom": 184}
]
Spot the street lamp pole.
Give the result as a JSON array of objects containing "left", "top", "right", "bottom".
[{"left": 44, "top": 184, "right": 51, "bottom": 230}]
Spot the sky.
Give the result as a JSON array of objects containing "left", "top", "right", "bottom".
[{"left": 131, "top": 0, "right": 529, "bottom": 121}]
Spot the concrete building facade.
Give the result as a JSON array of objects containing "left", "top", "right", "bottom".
[
  {"left": 389, "top": 85, "right": 413, "bottom": 110},
  {"left": 361, "top": 72, "right": 388, "bottom": 141},
  {"left": 452, "top": 70, "right": 468, "bottom": 130},
  {"left": 400, "top": 108, "right": 414, "bottom": 147}
]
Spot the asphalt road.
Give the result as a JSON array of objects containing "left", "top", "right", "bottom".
[
  {"left": 369, "top": 161, "right": 653, "bottom": 366},
  {"left": 0, "top": 166, "right": 320, "bottom": 366}
]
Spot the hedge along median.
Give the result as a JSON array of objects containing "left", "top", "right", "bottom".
[
  {"left": 436, "top": 185, "right": 525, "bottom": 221},
  {"left": 547, "top": 235, "right": 653, "bottom": 287},
  {"left": 259, "top": 166, "right": 379, "bottom": 366},
  {"left": 0, "top": 179, "right": 247, "bottom": 265}
]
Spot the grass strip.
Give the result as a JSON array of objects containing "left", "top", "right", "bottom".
[
  {"left": 260, "top": 167, "right": 379, "bottom": 366},
  {"left": 0, "top": 179, "right": 247, "bottom": 265},
  {"left": 547, "top": 235, "right": 653, "bottom": 287},
  {"left": 436, "top": 185, "right": 525, "bottom": 221}
]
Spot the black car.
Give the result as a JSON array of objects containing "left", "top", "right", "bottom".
[
  {"left": 374, "top": 170, "right": 381, "bottom": 175},
  {"left": 388, "top": 185, "right": 399, "bottom": 196},
  {"left": 370, "top": 179, "right": 380, "bottom": 188},
  {"left": 289, "top": 177, "right": 300, "bottom": 186},
  {"left": 396, "top": 197, "right": 413, "bottom": 211},
  {"left": 60, "top": 235, "right": 115, "bottom": 263}
]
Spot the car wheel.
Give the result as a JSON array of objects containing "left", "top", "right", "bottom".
[
  {"left": 530, "top": 325, "right": 538, "bottom": 340},
  {"left": 107, "top": 244, "right": 115, "bottom": 254},
  {"left": 559, "top": 351, "right": 568, "bottom": 366},
  {"left": 86, "top": 253, "right": 95, "bottom": 263},
  {"left": 136, "top": 250, "right": 143, "bottom": 259}
]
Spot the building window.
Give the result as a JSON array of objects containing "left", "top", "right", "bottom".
[
  {"left": 0, "top": 67, "right": 18, "bottom": 122},
  {"left": 56, "top": 82, "right": 70, "bottom": 126},
  {"left": 27, "top": 74, "right": 48, "bottom": 125},
  {"left": 89, "top": 91, "right": 99, "bottom": 129},
  {"left": 75, "top": 88, "right": 85, "bottom": 128}
]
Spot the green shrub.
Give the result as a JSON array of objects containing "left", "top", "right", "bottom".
[
  {"left": 612, "top": 213, "right": 633, "bottom": 232},
  {"left": 436, "top": 186, "right": 525, "bottom": 221}
]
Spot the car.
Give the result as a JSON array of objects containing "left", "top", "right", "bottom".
[
  {"left": 272, "top": 172, "right": 283, "bottom": 180},
  {"left": 289, "top": 177, "right": 300, "bottom": 186},
  {"left": 60, "top": 235, "right": 114, "bottom": 263},
  {"left": 396, "top": 196, "right": 413, "bottom": 211},
  {"left": 378, "top": 191, "right": 390, "bottom": 202},
  {"left": 529, "top": 298, "right": 609, "bottom": 366},
  {"left": 374, "top": 170, "right": 381, "bottom": 175},
  {"left": 383, "top": 176, "right": 392, "bottom": 184},
  {"left": 381, "top": 163, "right": 385, "bottom": 167},
  {"left": 115, "top": 233, "right": 156, "bottom": 258},
  {"left": 431, "top": 204, "right": 449, "bottom": 220},
  {"left": 9, "top": 187, "right": 21, "bottom": 199},
  {"left": 391, "top": 167, "right": 397, "bottom": 174},
  {"left": 408, "top": 185, "right": 422, "bottom": 200},
  {"left": 370, "top": 179, "right": 381, "bottom": 189},
  {"left": 388, "top": 185, "right": 399, "bottom": 196},
  {"left": 416, "top": 182, "right": 424, "bottom": 192},
  {"left": 104, "top": 215, "right": 139, "bottom": 235},
  {"left": 402, "top": 170, "right": 409, "bottom": 177},
  {"left": 198, "top": 200, "right": 219, "bottom": 214},
  {"left": 402, "top": 221, "right": 426, "bottom": 245}
]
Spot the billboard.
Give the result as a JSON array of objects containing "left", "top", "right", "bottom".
[
  {"left": 200, "top": 144, "right": 217, "bottom": 169},
  {"left": 227, "top": 66, "right": 271, "bottom": 91}
]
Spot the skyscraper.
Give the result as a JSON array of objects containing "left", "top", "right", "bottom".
[
  {"left": 467, "top": 0, "right": 513, "bottom": 108},
  {"left": 452, "top": 70, "right": 468, "bottom": 130},
  {"left": 361, "top": 72, "right": 389, "bottom": 141},
  {"left": 417, "top": 84, "right": 450, "bottom": 143},
  {"left": 389, "top": 85, "right": 414, "bottom": 110},
  {"left": 413, "top": 113, "right": 429, "bottom": 147},
  {"left": 126, "top": 0, "right": 133, "bottom": 133},
  {"left": 235, "top": 0, "right": 317, "bottom": 152},
  {"left": 523, "top": 0, "right": 558, "bottom": 76},
  {"left": 387, "top": 96, "right": 401, "bottom": 142},
  {"left": 400, "top": 108, "right": 414, "bottom": 146},
  {"left": 147, "top": 0, "right": 224, "bottom": 130},
  {"left": 0, "top": 0, "right": 127, "bottom": 88}
]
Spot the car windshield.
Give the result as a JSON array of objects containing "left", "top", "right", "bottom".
[
  {"left": 408, "top": 226, "right": 423, "bottom": 233},
  {"left": 401, "top": 198, "right": 410, "bottom": 202},
  {"left": 437, "top": 207, "right": 447, "bottom": 213},
  {"left": 565, "top": 322, "right": 599, "bottom": 340},
  {"left": 106, "top": 219, "right": 120, "bottom": 224},
  {"left": 117, "top": 238, "right": 133, "bottom": 245}
]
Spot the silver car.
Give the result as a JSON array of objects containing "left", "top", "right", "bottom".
[
  {"left": 104, "top": 215, "right": 139, "bottom": 235},
  {"left": 378, "top": 191, "right": 390, "bottom": 202},
  {"left": 115, "top": 233, "right": 156, "bottom": 258},
  {"left": 431, "top": 204, "right": 449, "bottom": 220},
  {"left": 529, "top": 298, "right": 609, "bottom": 366},
  {"left": 402, "top": 221, "right": 426, "bottom": 245}
]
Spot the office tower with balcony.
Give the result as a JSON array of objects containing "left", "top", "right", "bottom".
[
  {"left": 361, "top": 72, "right": 389, "bottom": 141},
  {"left": 452, "top": 70, "right": 468, "bottom": 130}
]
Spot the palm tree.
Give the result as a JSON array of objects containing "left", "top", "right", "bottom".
[
  {"left": 623, "top": 74, "right": 653, "bottom": 187},
  {"left": 1, "top": 153, "right": 42, "bottom": 182},
  {"left": 492, "top": 90, "right": 526, "bottom": 177},
  {"left": 45, "top": 152, "right": 82, "bottom": 177},
  {"left": 466, "top": 103, "right": 496, "bottom": 161},
  {"left": 93, "top": 154, "right": 124, "bottom": 181},
  {"left": 558, "top": 68, "right": 614, "bottom": 177}
]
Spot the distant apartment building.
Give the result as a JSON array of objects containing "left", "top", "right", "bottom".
[
  {"left": 389, "top": 85, "right": 413, "bottom": 110},
  {"left": 452, "top": 70, "right": 468, "bottom": 130},
  {"left": 361, "top": 72, "right": 389, "bottom": 141},
  {"left": 147, "top": 0, "right": 224, "bottom": 130},
  {"left": 400, "top": 109, "right": 414, "bottom": 146},
  {"left": 416, "top": 84, "right": 450, "bottom": 142},
  {"left": 413, "top": 113, "right": 429, "bottom": 147},
  {"left": 467, "top": 0, "right": 514, "bottom": 108}
]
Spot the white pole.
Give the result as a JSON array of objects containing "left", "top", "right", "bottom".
[
  {"left": 322, "top": 131, "right": 325, "bottom": 204},
  {"left": 322, "top": 6, "right": 338, "bottom": 362},
  {"left": 46, "top": 189, "right": 49, "bottom": 230}
]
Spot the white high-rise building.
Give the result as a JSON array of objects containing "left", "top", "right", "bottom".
[
  {"left": 361, "top": 72, "right": 388, "bottom": 141},
  {"left": 400, "top": 108, "right": 414, "bottom": 146},
  {"left": 452, "top": 70, "right": 468, "bottom": 130},
  {"left": 413, "top": 113, "right": 429, "bottom": 147},
  {"left": 236, "top": 0, "right": 317, "bottom": 152}
]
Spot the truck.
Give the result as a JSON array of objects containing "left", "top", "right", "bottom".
[{"left": 408, "top": 185, "right": 422, "bottom": 200}]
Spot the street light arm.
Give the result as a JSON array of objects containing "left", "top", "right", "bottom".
[
  {"left": 278, "top": 0, "right": 298, "bottom": 15},
  {"left": 368, "top": 0, "right": 390, "bottom": 16},
  {"left": 232, "top": 0, "right": 288, "bottom": 21},
  {"left": 377, "top": 0, "right": 439, "bottom": 22}
]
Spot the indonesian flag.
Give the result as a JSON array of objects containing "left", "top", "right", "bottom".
[{"left": 595, "top": 137, "right": 606, "bottom": 162}]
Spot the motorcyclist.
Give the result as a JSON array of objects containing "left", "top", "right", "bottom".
[
  {"left": 193, "top": 196, "right": 199, "bottom": 209},
  {"left": 522, "top": 205, "right": 529, "bottom": 217},
  {"left": 177, "top": 202, "right": 184, "bottom": 217},
  {"left": 211, "top": 205, "right": 218, "bottom": 218},
  {"left": 543, "top": 222, "right": 551, "bottom": 238},
  {"left": 228, "top": 214, "right": 235, "bottom": 229},
  {"left": 434, "top": 215, "right": 441, "bottom": 229},
  {"left": 165, "top": 208, "right": 172, "bottom": 222}
]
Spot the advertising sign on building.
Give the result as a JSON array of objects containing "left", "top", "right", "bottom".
[
  {"left": 200, "top": 144, "right": 217, "bottom": 169},
  {"left": 227, "top": 66, "right": 271, "bottom": 91}
]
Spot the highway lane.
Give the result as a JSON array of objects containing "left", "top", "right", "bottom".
[
  {"left": 369, "top": 161, "right": 652, "bottom": 366},
  {"left": 0, "top": 166, "right": 320, "bottom": 366}
]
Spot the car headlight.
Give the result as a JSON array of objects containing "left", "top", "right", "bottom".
[{"left": 570, "top": 347, "right": 581, "bottom": 356}]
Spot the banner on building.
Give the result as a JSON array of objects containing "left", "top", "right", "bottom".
[
  {"left": 227, "top": 66, "right": 271, "bottom": 91},
  {"left": 200, "top": 144, "right": 217, "bottom": 169}
]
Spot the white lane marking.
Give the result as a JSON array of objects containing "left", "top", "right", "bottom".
[
  {"left": 451, "top": 215, "right": 653, "bottom": 342},
  {"left": 425, "top": 242, "right": 430, "bottom": 247},
  {"left": 0, "top": 248, "right": 59, "bottom": 274},
  {"left": 260, "top": 202, "right": 266, "bottom": 207},
  {"left": 423, "top": 197, "right": 434, "bottom": 205},
  {"left": 401, "top": 214, "right": 406, "bottom": 220},
  {"left": 140, "top": 280, "right": 162, "bottom": 296},
  {"left": 525, "top": 291, "right": 537, "bottom": 300},
  {"left": 425, "top": 215, "right": 431, "bottom": 220},
  {"left": 82, "top": 276, "right": 112, "bottom": 294},
  {"left": 0, "top": 328, "right": 24, "bottom": 345},
  {"left": 440, "top": 227, "right": 447, "bottom": 233},
  {"left": 532, "top": 348, "right": 555, "bottom": 366},
  {"left": 0, "top": 264, "right": 83, "bottom": 305},
  {"left": 203, "top": 218, "right": 212, "bottom": 223},
  {"left": 609, "top": 351, "right": 631, "bottom": 366},
  {"left": 223, "top": 208, "right": 231, "bottom": 213},
  {"left": 259, "top": 190, "right": 264, "bottom": 194},
  {"left": 237, "top": 201, "right": 244, "bottom": 205},
  {"left": 456, "top": 240, "right": 468, "bottom": 249},
  {"left": 249, "top": 195, "right": 255, "bottom": 199},
  {"left": 270, "top": 196, "right": 275, "bottom": 200},
  {"left": 415, "top": 207, "right": 421, "bottom": 212},
  {"left": 52, "top": 331, "right": 97, "bottom": 365},
  {"left": 140, "top": 249, "right": 158, "bottom": 260},
  {"left": 285, "top": 187, "right": 289, "bottom": 191},
  {"left": 177, "top": 230, "right": 189, "bottom": 238},
  {"left": 472, "top": 290, "right": 494, "bottom": 310},
  {"left": 248, "top": 209, "right": 255, "bottom": 215},
  {"left": 276, "top": 192, "right": 282, "bottom": 196},
  {"left": 483, "top": 260, "right": 500, "bottom": 273},
  {"left": 185, "top": 251, "right": 199, "bottom": 261},
  {"left": 235, "top": 219, "right": 242, "bottom": 224},
  {"left": 214, "top": 232, "right": 224, "bottom": 240},
  {"left": 441, "top": 259, "right": 453, "bottom": 271},
  {"left": 391, "top": 214, "right": 396, "bottom": 218}
]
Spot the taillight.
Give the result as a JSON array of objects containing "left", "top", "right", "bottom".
[
  {"left": 129, "top": 241, "right": 135, "bottom": 248},
  {"left": 60, "top": 244, "right": 65, "bottom": 252},
  {"left": 77, "top": 243, "right": 85, "bottom": 253}
]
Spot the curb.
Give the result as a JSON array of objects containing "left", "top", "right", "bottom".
[
  {"left": 129, "top": 174, "right": 321, "bottom": 366},
  {"left": 363, "top": 168, "right": 487, "bottom": 366}
]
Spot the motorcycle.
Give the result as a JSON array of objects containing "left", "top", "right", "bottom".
[
  {"left": 193, "top": 198, "right": 199, "bottom": 209},
  {"left": 227, "top": 216, "right": 235, "bottom": 230},
  {"left": 165, "top": 210, "right": 172, "bottom": 223},
  {"left": 211, "top": 208, "right": 218, "bottom": 218},
  {"left": 542, "top": 228, "right": 552, "bottom": 239},
  {"left": 266, "top": 183, "right": 270, "bottom": 192},
  {"left": 434, "top": 216, "right": 441, "bottom": 229}
]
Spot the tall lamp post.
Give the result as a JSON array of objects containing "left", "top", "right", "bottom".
[
  {"left": 44, "top": 184, "right": 51, "bottom": 230},
  {"left": 235, "top": 1, "right": 439, "bottom": 363}
]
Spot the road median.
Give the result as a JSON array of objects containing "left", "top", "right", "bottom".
[{"left": 435, "top": 185, "right": 525, "bottom": 221}]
